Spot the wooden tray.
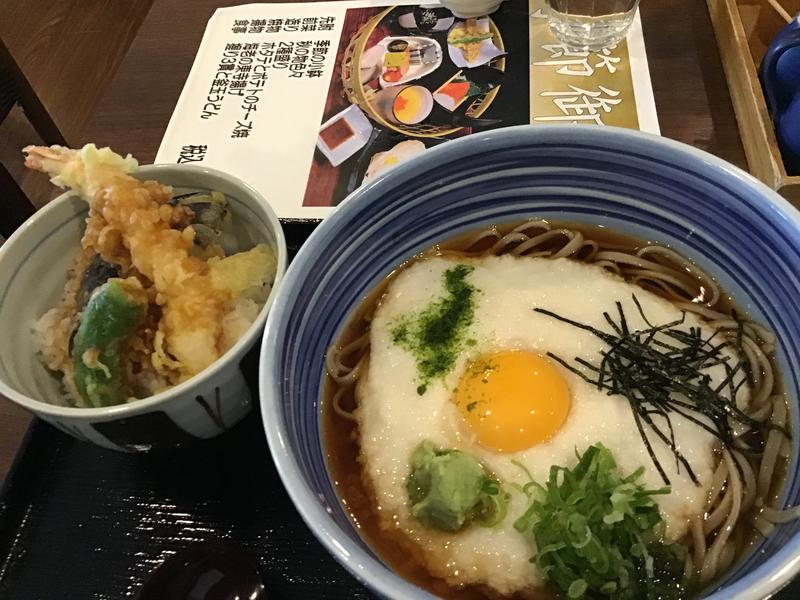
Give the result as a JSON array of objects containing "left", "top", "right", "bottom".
[{"left": 707, "top": 0, "right": 800, "bottom": 204}]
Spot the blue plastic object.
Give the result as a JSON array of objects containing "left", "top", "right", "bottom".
[{"left": 759, "top": 14, "right": 800, "bottom": 172}]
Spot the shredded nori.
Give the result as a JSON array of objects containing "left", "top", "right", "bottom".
[
  {"left": 535, "top": 295, "right": 781, "bottom": 486},
  {"left": 392, "top": 264, "right": 477, "bottom": 394}
]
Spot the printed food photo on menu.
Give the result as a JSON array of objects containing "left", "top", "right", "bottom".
[{"left": 302, "top": 3, "right": 530, "bottom": 208}]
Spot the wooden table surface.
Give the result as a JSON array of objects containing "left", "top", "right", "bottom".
[
  {"left": 80, "top": 0, "right": 748, "bottom": 165},
  {"left": 2, "top": 0, "right": 747, "bottom": 473}
]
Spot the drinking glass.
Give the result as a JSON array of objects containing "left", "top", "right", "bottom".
[{"left": 545, "top": 0, "right": 640, "bottom": 50}]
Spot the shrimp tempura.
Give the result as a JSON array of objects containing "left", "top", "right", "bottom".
[{"left": 24, "top": 144, "right": 231, "bottom": 380}]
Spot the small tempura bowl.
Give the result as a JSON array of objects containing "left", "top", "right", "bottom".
[{"left": 0, "top": 164, "right": 287, "bottom": 452}]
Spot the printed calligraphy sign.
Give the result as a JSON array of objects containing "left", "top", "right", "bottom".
[{"left": 529, "top": 0, "right": 657, "bottom": 133}]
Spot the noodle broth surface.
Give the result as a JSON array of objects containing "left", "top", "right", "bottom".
[{"left": 322, "top": 220, "right": 789, "bottom": 598}]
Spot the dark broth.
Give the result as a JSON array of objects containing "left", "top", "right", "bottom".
[{"left": 321, "top": 220, "right": 784, "bottom": 599}]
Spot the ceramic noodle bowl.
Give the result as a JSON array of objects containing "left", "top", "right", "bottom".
[
  {"left": 260, "top": 125, "right": 800, "bottom": 599},
  {"left": 0, "top": 165, "right": 287, "bottom": 452}
]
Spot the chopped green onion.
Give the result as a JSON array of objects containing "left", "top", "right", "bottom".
[{"left": 515, "top": 443, "right": 690, "bottom": 599}]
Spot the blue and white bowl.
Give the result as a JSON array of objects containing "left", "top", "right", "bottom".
[
  {"left": 260, "top": 125, "right": 800, "bottom": 599},
  {"left": 0, "top": 164, "right": 287, "bottom": 452}
]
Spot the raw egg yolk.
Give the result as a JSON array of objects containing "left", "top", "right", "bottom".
[{"left": 453, "top": 350, "right": 571, "bottom": 453}]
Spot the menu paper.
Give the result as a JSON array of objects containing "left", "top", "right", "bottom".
[{"left": 157, "top": 0, "right": 658, "bottom": 220}]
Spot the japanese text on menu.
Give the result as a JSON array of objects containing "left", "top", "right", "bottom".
[{"left": 183, "top": 14, "right": 336, "bottom": 162}]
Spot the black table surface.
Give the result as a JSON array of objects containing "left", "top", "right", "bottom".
[
  {"left": 0, "top": 221, "right": 376, "bottom": 599},
  {"left": 1, "top": 221, "right": 799, "bottom": 599}
]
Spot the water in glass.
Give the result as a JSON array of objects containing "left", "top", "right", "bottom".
[{"left": 545, "top": 0, "right": 640, "bottom": 50}]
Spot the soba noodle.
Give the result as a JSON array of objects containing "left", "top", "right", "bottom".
[{"left": 324, "top": 219, "right": 789, "bottom": 593}]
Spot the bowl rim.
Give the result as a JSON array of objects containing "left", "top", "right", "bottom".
[
  {"left": 259, "top": 124, "right": 800, "bottom": 600},
  {"left": 0, "top": 162, "right": 288, "bottom": 419}
]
